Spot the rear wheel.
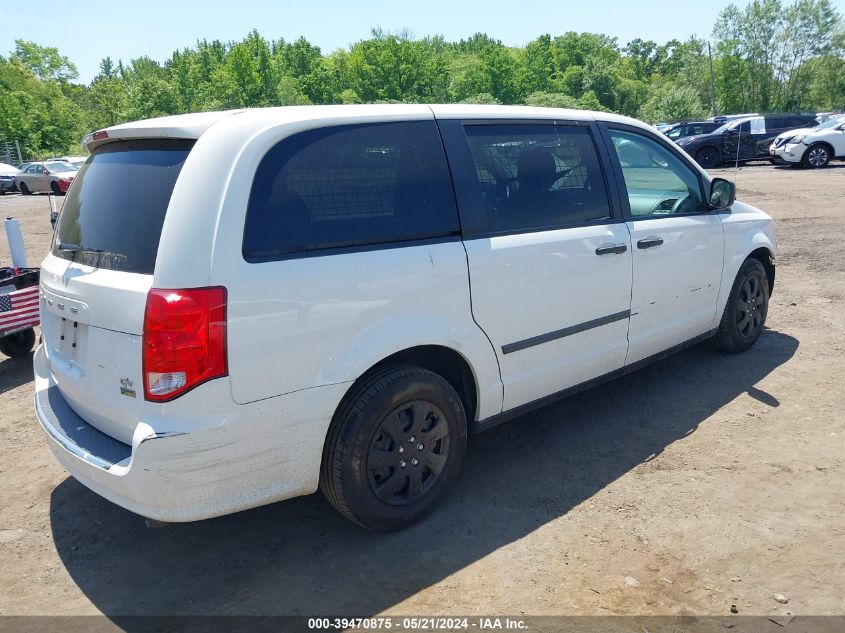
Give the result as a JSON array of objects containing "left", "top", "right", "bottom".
[
  {"left": 803, "top": 143, "right": 830, "bottom": 169},
  {"left": 695, "top": 146, "right": 721, "bottom": 169},
  {"left": 50, "top": 181, "right": 61, "bottom": 195},
  {"left": 0, "top": 328, "right": 36, "bottom": 358},
  {"left": 19, "top": 182, "right": 31, "bottom": 196},
  {"left": 711, "top": 259, "right": 769, "bottom": 353},
  {"left": 320, "top": 365, "right": 467, "bottom": 530}
]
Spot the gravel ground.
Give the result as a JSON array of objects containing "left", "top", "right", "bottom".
[{"left": 0, "top": 164, "right": 843, "bottom": 622}]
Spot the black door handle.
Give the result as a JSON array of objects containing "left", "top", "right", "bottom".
[
  {"left": 637, "top": 237, "right": 664, "bottom": 249},
  {"left": 595, "top": 243, "right": 628, "bottom": 256}
]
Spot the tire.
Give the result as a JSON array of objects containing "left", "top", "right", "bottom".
[
  {"left": 711, "top": 258, "right": 769, "bottom": 353},
  {"left": 50, "top": 181, "right": 61, "bottom": 195},
  {"left": 19, "top": 182, "right": 31, "bottom": 196},
  {"left": 695, "top": 146, "right": 721, "bottom": 169},
  {"left": 0, "top": 328, "right": 36, "bottom": 358},
  {"left": 320, "top": 364, "right": 468, "bottom": 531},
  {"left": 802, "top": 143, "right": 831, "bottom": 169}
]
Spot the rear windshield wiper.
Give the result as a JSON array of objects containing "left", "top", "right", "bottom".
[
  {"left": 57, "top": 244, "right": 105, "bottom": 255},
  {"left": 57, "top": 244, "right": 108, "bottom": 264}
]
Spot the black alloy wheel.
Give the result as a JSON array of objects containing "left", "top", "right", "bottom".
[
  {"left": 0, "top": 328, "right": 36, "bottom": 358},
  {"left": 712, "top": 258, "right": 769, "bottom": 353},
  {"left": 695, "top": 147, "right": 721, "bottom": 168}
]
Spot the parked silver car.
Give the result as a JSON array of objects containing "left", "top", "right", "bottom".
[
  {"left": 0, "top": 162, "right": 20, "bottom": 194},
  {"left": 15, "top": 160, "right": 78, "bottom": 195}
]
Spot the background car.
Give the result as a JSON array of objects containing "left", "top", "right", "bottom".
[
  {"left": 0, "top": 162, "right": 20, "bottom": 194},
  {"left": 770, "top": 114, "right": 845, "bottom": 168},
  {"left": 675, "top": 114, "right": 818, "bottom": 168},
  {"left": 663, "top": 121, "right": 721, "bottom": 141},
  {"left": 14, "top": 160, "right": 78, "bottom": 195},
  {"left": 815, "top": 112, "right": 843, "bottom": 124},
  {"left": 711, "top": 112, "right": 761, "bottom": 123},
  {"left": 57, "top": 155, "right": 88, "bottom": 169}
]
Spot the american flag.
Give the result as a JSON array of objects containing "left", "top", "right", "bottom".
[{"left": 0, "top": 285, "right": 40, "bottom": 334}]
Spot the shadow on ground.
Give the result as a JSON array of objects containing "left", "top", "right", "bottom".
[
  {"left": 0, "top": 352, "right": 35, "bottom": 393},
  {"left": 770, "top": 162, "right": 845, "bottom": 171},
  {"left": 49, "top": 329, "right": 798, "bottom": 620}
]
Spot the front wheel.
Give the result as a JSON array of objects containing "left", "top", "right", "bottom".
[
  {"left": 320, "top": 365, "right": 467, "bottom": 530},
  {"left": 695, "top": 147, "right": 721, "bottom": 169},
  {"left": 19, "top": 182, "right": 31, "bottom": 196},
  {"left": 711, "top": 258, "right": 769, "bottom": 353},
  {"left": 0, "top": 328, "right": 36, "bottom": 358},
  {"left": 803, "top": 143, "right": 830, "bottom": 169}
]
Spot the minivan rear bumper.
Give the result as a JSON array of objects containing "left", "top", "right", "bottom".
[{"left": 34, "top": 344, "right": 349, "bottom": 522}]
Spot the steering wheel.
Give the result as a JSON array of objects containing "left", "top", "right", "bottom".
[{"left": 671, "top": 193, "right": 693, "bottom": 213}]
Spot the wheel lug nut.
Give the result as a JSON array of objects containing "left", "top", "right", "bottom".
[
  {"left": 409, "top": 436, "right": 416, "bottom": 443},
  {"left": 411, "top": 458, "right": 419, "bottom": 466},
  {"left": 417, "top": 443, "right": 424, "bottom": 451},
  {"left": 398, "top": 446, "right": 404, "bottom": 453},
  {"left": 399, "top": 460, "right": 406, "bottom": 468}
]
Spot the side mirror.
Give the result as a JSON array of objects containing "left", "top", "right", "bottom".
[{"left": 710, "top": 178, "right": 735, "bottom": 209}]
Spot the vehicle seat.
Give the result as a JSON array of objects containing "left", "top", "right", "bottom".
[{"left": 508, "top": 149, "right": 560, "bottom": 228}]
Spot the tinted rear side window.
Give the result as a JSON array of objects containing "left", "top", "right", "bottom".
[
  {"left": 243, "top": 121, "right": 459, "bottom": 261},
  {"left": 53, "top": 139, "right": 194, "bottom": 274},
  {"left": 462, "top": 123, "right": 611, "bottom": 233}
]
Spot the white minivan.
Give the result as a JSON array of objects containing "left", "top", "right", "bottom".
[{"left": 34, "top": 105, "right": 776, "bottom": 530}]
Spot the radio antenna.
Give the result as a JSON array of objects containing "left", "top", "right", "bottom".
[{"left": 734, "top": 122, "right": 742, "bottom": 180}]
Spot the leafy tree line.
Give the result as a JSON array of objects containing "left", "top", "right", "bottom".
[{"left": 1, "top": 0, "right": 842, "bottom": 158}]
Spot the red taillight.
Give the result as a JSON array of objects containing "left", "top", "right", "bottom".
[
  {"left": 142, "top": 287, "right": 227, "bottom": 402},
  {"left": 92, "top": 130, "right": 109, "bottom": 140}
]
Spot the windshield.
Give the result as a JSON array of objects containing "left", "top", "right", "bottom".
[
  {"left": 53, "top": 139, "right": 195, "bottom": 274},
  {"left": 45, "top": 161, "right": 76, "bottom": 172},
  {"left": 817, "top": 116, "right": 845, "bottom": 130}
]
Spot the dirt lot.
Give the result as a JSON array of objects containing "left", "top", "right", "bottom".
[{"left": 0, "top": 165, "right": 843, "bottom": 623}]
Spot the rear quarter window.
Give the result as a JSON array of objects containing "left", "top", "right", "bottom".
[
  {"left": 53, "top": 139, "right": 194, "bottom": 274},
  {"left": 242, "top": 121, "right": 459, "bottom": 261}
]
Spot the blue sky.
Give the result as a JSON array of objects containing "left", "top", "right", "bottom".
[{"left": 4, "top": 0, "right": 844, "bottom": 83}]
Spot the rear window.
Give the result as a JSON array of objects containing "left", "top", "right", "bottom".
[
  {"left": 242, "top": 121, "right": 459, "bottom": 261},
  {"left": 53, "top": 139, "right": 194, "bottom": 274},
  {"left": 45, "top": 161, "right": 76, "bottom": 172}
]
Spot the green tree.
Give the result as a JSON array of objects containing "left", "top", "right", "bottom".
[
  {"left": 11, "top": 40, "right": 78, "bottom": 82},
  {"left": 713, "top": 0, "right": 841, "bottom": 111},
  {"left": 524, "top": 91, "right": 580, "bottom": 108},
  {"left": 460, "top": 93, "right": 501, "bottom": 104},
  {"left": 638, "top": 84, "right": 709, "bottom": 123},
  {"left": 3, "top": 14, "right": 844, "bottom": 156}
]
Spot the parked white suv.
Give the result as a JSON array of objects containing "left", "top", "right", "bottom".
[
  {"left": 769, "top": 114, "right": 845, "bottom": 168},
  {"left": 35, "top": 105, "right": 776, "bottom": 530}
]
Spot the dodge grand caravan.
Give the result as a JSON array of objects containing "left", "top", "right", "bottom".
[{"left": 35, "top": 105, "right": 776, "bottom": 530}]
